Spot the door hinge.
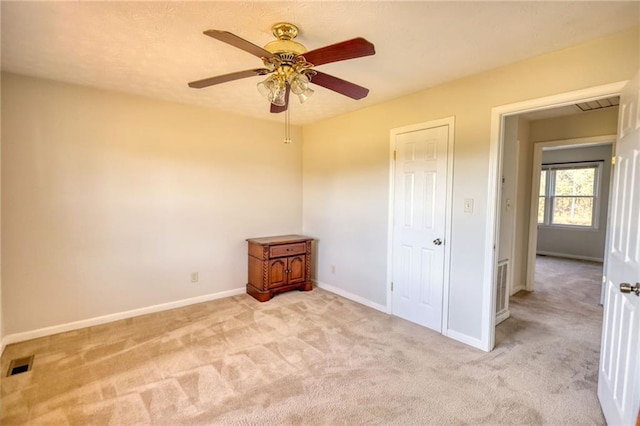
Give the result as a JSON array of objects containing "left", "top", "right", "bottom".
[
  {"left": 393, "top": 150, "right": 397, "bottom": 161},
  {"left": 391, "top": 282, "right": 394, "bottom": 291},
  {"left": 611, "top": 155, "right": 616, "bottom": 166}
]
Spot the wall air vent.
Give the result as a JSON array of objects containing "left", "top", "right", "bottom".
[
  {"left": 576, "top": 96, "right": 620, "bottom": 112},
  {"left": 7, "top": 355, "right": 34, "bottom": 377}
]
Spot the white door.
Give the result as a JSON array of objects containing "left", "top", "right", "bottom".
[
  {"left": 392, "top": 123, "right": 450, "bottom": 332},
  {"left": 598, "top": 72, "right": 640, "bottom": 426}
]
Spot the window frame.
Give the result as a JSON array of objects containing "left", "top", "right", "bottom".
[{"left": 537, "top": 161, "right": 602, "bottom": 230}]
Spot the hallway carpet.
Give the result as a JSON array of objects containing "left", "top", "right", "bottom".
[{"left": 1, "top": 256, "right": 605, "bottom": 424}]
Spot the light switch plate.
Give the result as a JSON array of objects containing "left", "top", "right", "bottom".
[{"left": 464, "top": 198, "right": 474, "bottom": 213}]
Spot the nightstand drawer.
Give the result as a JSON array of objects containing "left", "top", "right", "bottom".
[{"left": 269, "top": 242, "right": 306, "bottom": 258}]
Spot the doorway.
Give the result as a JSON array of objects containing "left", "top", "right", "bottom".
[
  {"left": 495, "top": 112, "right": 616, "bottom": 325},
  {"left": 481, "top": 81, "right": 625, "bottom": 352}
]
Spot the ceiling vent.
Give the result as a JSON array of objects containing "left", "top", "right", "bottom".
[{"left": 576, "top": 96, "right": 619, "bottom": 112}]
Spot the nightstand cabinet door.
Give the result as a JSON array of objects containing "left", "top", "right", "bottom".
[
  {"left": 268, "top": 258, "right": 287, "bottom": 288},
  {"left": 287, "top": 255, "right": 306, "bottom": 284}
]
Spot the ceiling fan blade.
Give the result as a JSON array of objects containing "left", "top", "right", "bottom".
[
  {"left": 303, "top": 37, "right": 375, "bottom": 66},
  {"left": 203, "top": 30, "right": 274, "bottom": 59},
  {"left": 309, "top": 71, "right": 369, "bottom": 100},
  {"left": 188, "top": 68, "right": 271, "bottom": 89},
  {"left": 270, "top": 85, "right": 291, "bottom": 113}
]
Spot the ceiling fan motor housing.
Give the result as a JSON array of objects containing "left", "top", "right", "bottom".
[{"left": 263, "top": 23, "right": 307, "bottom": 62}]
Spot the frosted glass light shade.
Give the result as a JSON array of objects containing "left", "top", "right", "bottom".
[
  {"left": 271, "top": 86, "right": 287, "bottom": 106},
  {"left": 297, "top": 87, "right": 314, "bottom": 104}
]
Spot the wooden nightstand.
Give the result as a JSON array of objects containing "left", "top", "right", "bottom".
[{"left": 246, "top": 235, "right": 313, "bottom": 302}]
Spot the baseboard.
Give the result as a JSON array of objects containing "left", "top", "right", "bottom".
[
  {"left": 314, "top": 280, "right": 387, "bottom": 313},
  {"left": 536, "top": 251, "right": 604, "bottom": 263},
  {"left": 1, "top": 287, "right": 246, "bottom": 347},
  {"left": 445, "top": 329, "right": 485, "bottom": 351},
  {"left": 510, "top": 284, "right": 526, "bottom": 296}
]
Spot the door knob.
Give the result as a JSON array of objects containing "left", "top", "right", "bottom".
[
  {"left": 620, "top": 282, "right": 640, "bottom": 296},
  {"left": 433, "top": 238, "right": 442, "bottom": 246}
]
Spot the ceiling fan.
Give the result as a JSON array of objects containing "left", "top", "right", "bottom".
[{"left": 188, "top": 23, "right": 375, "bottom": 114}]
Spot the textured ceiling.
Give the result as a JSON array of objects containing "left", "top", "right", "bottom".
[{"left": 2, "top": 1, "right": 638, "bottom": 125}]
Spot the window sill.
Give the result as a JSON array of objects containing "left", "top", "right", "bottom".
[{"left": 538, "top": 224, "right": 600, "bottom": 232}]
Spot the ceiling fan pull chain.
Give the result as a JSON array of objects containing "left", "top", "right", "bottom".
[{"left": 284, "top": 107, "right": 292, "bottom": 144}]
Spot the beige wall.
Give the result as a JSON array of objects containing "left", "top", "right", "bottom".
[
  {"left": 499, "top": 117, "right": 518, "bottom": 262},
  {"left": 303, "top": 27, "right": 638, "bottom": 343},
  {"left": 2, "top": 73, "right": 303, "bottom": 336},
  {"left": 512, "top": 117, "right": 532, "bottom": 295},
  {"left": 499, "top": 115, "right": 531, "bottom": 297},
  {"left": 530, "top": 107, "right": 619, "bottom": 142}
]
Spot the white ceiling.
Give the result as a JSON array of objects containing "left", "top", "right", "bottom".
[{"left": 2, "top": 1, "right": 638, "bottom": 125}]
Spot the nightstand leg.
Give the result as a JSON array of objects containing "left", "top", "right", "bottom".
[{"left": 246, "top": 284, "right": 271, "bottom": 302}]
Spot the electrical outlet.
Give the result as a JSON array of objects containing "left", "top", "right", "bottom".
[
  {"left": 331, "top": 265, "right": 336, "bottom": 274},
  {"left": 191, "top": 272, "right": 199, "bottom": 283}
]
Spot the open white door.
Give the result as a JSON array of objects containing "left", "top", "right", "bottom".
[{"left": 598, "top": 72, "right": 640, "bottom": 426}]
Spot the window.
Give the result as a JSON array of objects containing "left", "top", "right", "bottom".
[{"left": 538, "top": 162, "right": 601, "bottom": 228}]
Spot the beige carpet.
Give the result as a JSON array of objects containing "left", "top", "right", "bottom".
[{"left": 1, "top": 256, "right": 605, "bottom": 425}]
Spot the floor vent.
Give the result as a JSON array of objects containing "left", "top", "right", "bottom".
[
  {"left": 7, "top": 355, "right": 34, "bottom": 377},
  {"left": 496, "top": 259, "right": 510, "bottom": 325}
]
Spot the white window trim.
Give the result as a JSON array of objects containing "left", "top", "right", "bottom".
[{"left": 538, "top": 161, "right": 603, "bottom": 230}]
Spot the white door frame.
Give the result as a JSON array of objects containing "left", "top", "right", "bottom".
[
  {"left": 482, "top": 81, "right": 627, "bottom": 352},
  {"left": 525, "top": 135, "right": 616, "bottom": 292},
  {"left": 387, "top": 117, "right": 455, "bottom": 335}
]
